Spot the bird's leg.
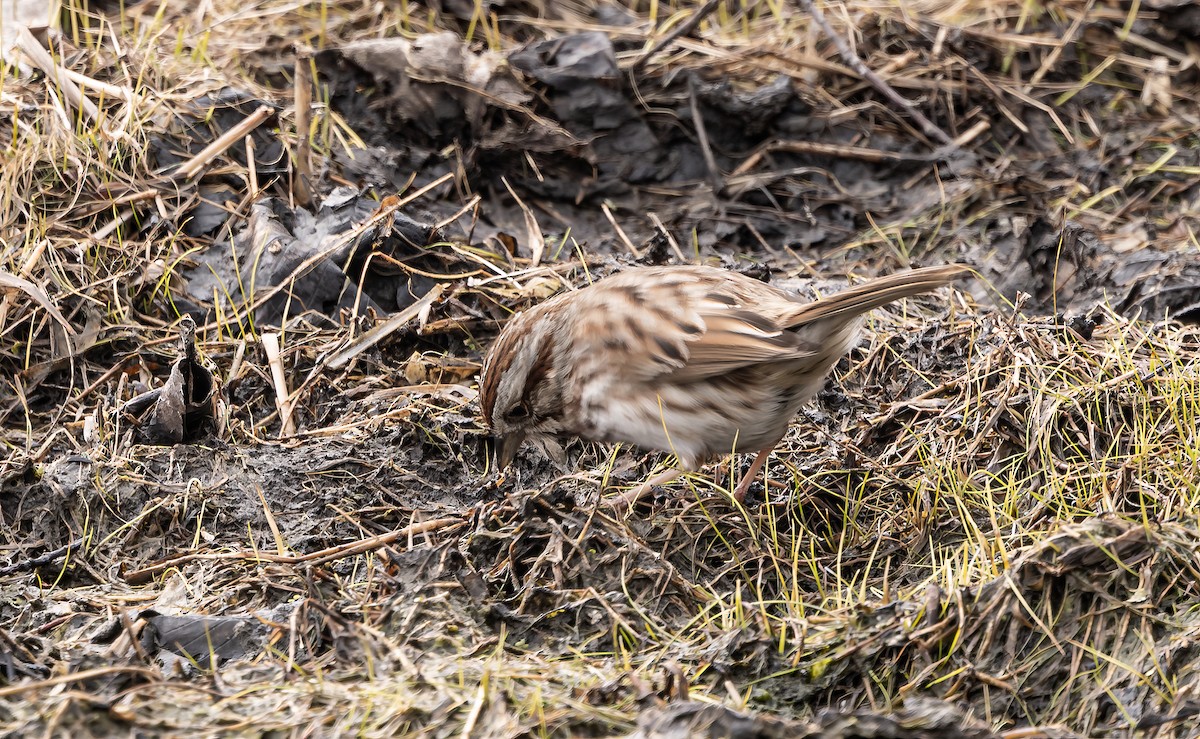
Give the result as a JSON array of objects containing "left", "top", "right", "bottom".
[
  {"left": 733, "top": 448, "right": 772, "bottom": 502},
  {"left": 606, "top": 466, "right": 683, "bottom": 516}
]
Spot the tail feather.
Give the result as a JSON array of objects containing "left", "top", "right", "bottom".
[{"left": 786, "top": 264, "right": 971, "bottom": 326}]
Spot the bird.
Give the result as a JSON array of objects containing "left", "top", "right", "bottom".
[{"left": 479, "top": 263, "right": 970, "bottom": 510}]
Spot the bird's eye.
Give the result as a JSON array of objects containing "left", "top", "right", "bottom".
[{"left": 506, "top": 403, "right": 531, "bottom": 421}]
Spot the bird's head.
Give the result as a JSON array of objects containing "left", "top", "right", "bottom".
[{"left": 479, "top": 307, "right": 567, "bottom": 468}]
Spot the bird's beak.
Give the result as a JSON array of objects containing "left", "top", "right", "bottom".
[{"left": 495, "top": 431, "right": 526, "bottom": 469}]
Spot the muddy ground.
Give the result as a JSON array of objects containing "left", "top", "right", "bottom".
[{"left": 6, "top": 0, "right": 1200, "bottom": 737}]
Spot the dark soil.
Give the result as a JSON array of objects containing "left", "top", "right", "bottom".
[{"left": 6, "top": 1, "right": 1200, "bottom": 737}]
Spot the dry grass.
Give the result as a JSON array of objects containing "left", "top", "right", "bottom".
[{"left": 4, "top": 0, "right": 1200, "bottom": 737}]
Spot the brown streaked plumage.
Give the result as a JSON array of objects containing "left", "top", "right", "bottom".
[{"left": 480, "top": 263, "right": 971, "bottom": 509}]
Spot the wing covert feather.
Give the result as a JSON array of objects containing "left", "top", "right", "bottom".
[{"left": 565, "top": 264, "right": 967, "bottom": 384}]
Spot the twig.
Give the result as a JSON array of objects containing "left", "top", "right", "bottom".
[
  {"left": 244, "top": 137, "right": 259, "bottom": 204},
  {"left": 601, "top": 203, "right": 642, "bottom": 258},
  {"left": 795, "top": 0, "right": 955, "bottom": 148},
  {"left": 952, "top": 120, "right": 991, "bottom": 148},
  {"left": 435, "top": 194, "right": 482, "bottom": 230},
  {"left": 123, "top": 517, "right": 464, "bottom": 584},
  {"left": 254, "top": 485, "right": 289, "bottom": 556},
  {"left": 738, "top": 139, "right": 943, "bottom": 173},
  {"left": 90, "top": 106, "right": 272, "bottom": 238},
  {"left": 0, "top": 666, "right": 160, "bottom": 698},
  {"left": 57, "top": 67, "right": 139, "bottom": 103},
  {"left": 260, "top": 332, "right": 296, "bottom": 436},
  {"left": 325, "top": 283, "right": 446, "bottom": 370},
  {"left": 173, "top": 105, "right": 274, "bottom": 181},
  {"left": 630, "top": 0, "right": 723, "bottom": 75},
  {"left": 292, "top": 46, "right": 315, "bottom": 208},
  {"left": 688, "top": 74, "right": 724, "bottom": 193},
  {"left": 648, "top": 212, "right": 688, "bottom": 262},
  {"left": 0, "top": 537, "right": 85, "bottom": 576},
  {"left": 90, "top": 208, "right": 141, "bottom": 241},
  {"left": 16, "top": 28, "right": 102, "bottom": 125},
  {"left": 1024, "top": 0, "right": 1094, "bottom": 91}
]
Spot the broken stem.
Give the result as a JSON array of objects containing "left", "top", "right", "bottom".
[
  {"left": 173, "top": 105, "right": 274, "bottom": 181},
  {"left": 123, "top": 517, "right": 464, "bottom": 584},
  {"left": 261, "top": 332, "right": 297, "bottom": 436},
  {"left": 292, "top": 46, "right": 315, "bottom": 208}
]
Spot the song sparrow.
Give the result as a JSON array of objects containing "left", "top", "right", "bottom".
[{"left": 480, "top": 263, "right": 970, "bottom": 509}]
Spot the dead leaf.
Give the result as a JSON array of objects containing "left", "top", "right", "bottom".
[
  {"left": 119, "top": 316, "right": 217, "bottom": 444},
  {"left": 502, "top": 176, "right": 545, "bottom": 266},
  {"left": 402, "top": 351, "right": 479, "bottom": 384}
]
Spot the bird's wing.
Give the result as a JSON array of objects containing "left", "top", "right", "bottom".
[
  {"left": 571, "top": 267, "right": 820, "bottom": 383},
  {"left": 570, "top": 264, "right": 968, "bottom": 384},
  {"left": 664, "top": 296, "right": 822, "bottom": 382}
]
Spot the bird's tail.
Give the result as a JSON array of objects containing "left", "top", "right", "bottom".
[{"left": 785, "top": 264, "right": 972, "bottom": 326}]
